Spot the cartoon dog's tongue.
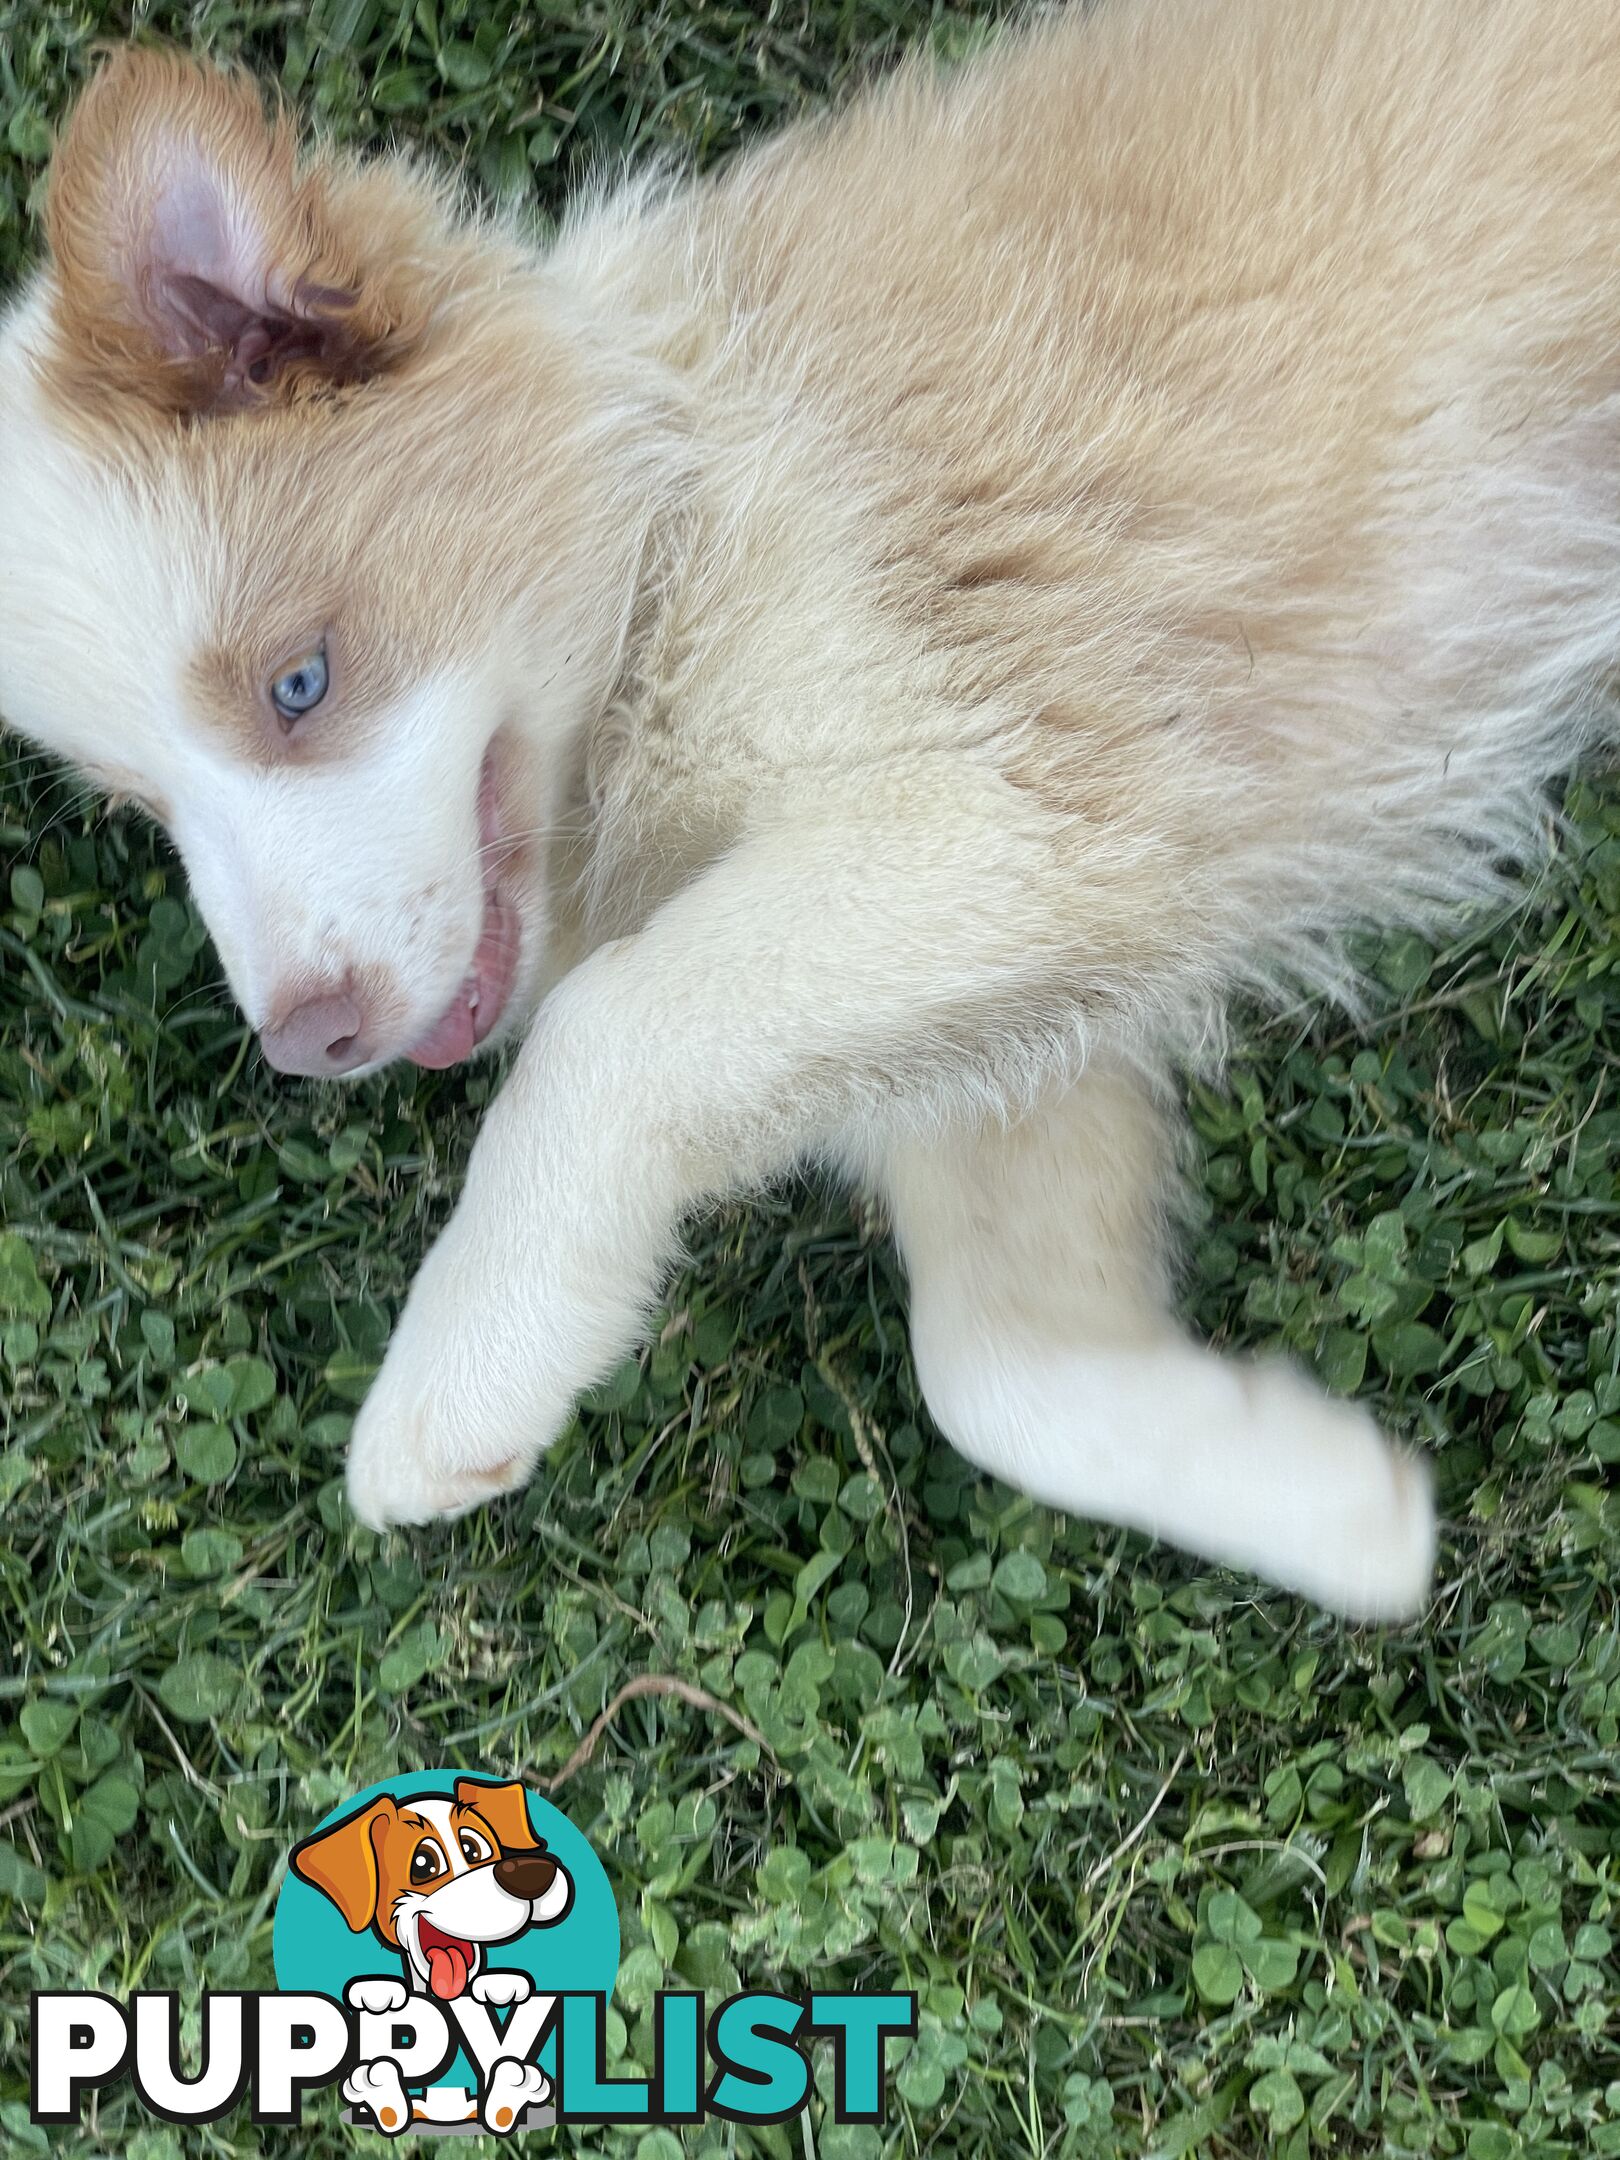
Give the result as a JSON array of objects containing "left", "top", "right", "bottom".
[
  {"left": 418, "top": 1920, "right": 474, "bottom": 2000},
  {"left": 427, "top": 1943, "right": 471, "bottom": 1999}
]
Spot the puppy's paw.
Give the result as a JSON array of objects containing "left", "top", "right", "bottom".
[
  {"left": 345, "top": 1355, "right": 541, "bottom": 1530},
  {"left": 343, "top": 1235, "right": 566, "bottom": 1531},
  {"left": 1242, "top": 1363, "right": 1438, "bottom": 1621},
  {"left": 1348, "top": 1435, "right": 1437, "bottom": 1623},
  {"left": 482, "top": 2058, "right": 550, "bottom": 2133},
  {"left": 345, "top": 1977, "right": 409, "bottom": 2016},
  {"left": 471, "top": 1969, "right": 533, "bottom": 2008},
  {"left": 344, "top": 2060, "right": 412, "bottom": 2135}
]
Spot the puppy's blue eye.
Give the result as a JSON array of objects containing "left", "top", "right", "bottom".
[{"left": 270, "top": 645, "right": 329, "bottom": 723}]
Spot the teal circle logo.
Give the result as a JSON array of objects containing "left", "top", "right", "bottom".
[
  {"left": 273, "top": 1771, "right": 619, "bottom": 2129},
  {"left": 33, "top": 1764, "right": 914, "bottom": 2135}
]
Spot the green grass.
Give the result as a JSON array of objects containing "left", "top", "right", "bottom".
[{"left": 2, "top": 5, "right": 1619, "bottom": 2156}]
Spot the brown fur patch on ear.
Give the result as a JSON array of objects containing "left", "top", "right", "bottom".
[
  {"left": 44, "top": 42, "right": 437, "bottom": 418},
  {"left": 288, "top": 1796, "right": 396, "bottom": 1931},
  {"left": 453, "top": 1779, "right": 539, "bottom": 1856}
]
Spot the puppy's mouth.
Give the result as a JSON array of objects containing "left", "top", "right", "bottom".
[
  {"left": 416, "top": 1915, "right": 479, "bottom": 2001},
  {"left": 404, "top": 750, "right": 522, "bottom": 1070}
]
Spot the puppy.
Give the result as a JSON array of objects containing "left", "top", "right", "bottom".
[{"left": 2, "top": 0, "right": 1617, "bottom": 1616}]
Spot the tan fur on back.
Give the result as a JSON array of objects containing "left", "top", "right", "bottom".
[{"left": 607, "top": 0, "right": 1620, "bottom": 1050}]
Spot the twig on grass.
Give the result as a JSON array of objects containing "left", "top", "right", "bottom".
[{"left": 538, "top": 1673, "right": 775, "bottom": 1794}]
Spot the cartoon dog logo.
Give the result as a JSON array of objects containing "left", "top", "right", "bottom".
[{"left": 290, "top": 1778, "right": 573, "bottom": 2132}]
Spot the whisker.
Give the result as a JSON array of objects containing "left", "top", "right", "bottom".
[
  {"left": 7, "top": 758, "right": 79, "bottom": 776},
  {"left": 476, "top": 815, "right": 597, "bottom": 856}
]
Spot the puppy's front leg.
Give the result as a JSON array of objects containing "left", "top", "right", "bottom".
[{"left": 346, "top": 773, "right": 1064, "bottom": 1528}]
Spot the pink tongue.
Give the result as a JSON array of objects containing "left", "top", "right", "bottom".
[
  {"left": 405, "top": 989, "right": 479, "bottom": 1071},
  {"left": 427, "top": 1942, "right": 471, "bottom": 2000},
  {"left": 405, "top": 891, "right": 520, "bottom": 1071}
]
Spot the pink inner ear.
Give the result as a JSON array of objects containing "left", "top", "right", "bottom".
[
  {"left": 144, "top": 160, "right": 271, "bottom": 345},
  {"left": 136, "top": 148, "right": 356, "bottom": 401}
]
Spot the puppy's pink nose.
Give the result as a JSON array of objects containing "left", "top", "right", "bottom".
[{"left": 260, "top": 987, "right": 371, "bottom": 1077}]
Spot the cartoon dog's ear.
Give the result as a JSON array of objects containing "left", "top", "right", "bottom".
[
  {"left": 289, "top": 1797, "right": 396, "bottom": 1931},
  {"left": 454, "top": 1778, "right": 539, "bottom": 1855},
  {"left": 43, "top": 43, "right": 439, "bottom": 418}
]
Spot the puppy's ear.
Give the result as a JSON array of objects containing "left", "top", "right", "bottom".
[
  {"left": 289, "top": 1797, "right": 396, "bottom": 1931},
  {"left": 454, "top": 1778, "right": 538, "bottom": 1855},
  {"left": 43, "top": 44, "right": 433, "bottom": 417}
]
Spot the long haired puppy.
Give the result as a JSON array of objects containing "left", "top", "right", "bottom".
[{"left": 4, "top": 0, "right": 1618, "bottom": 1616}]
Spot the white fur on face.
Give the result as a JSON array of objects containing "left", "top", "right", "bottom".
[
  {"left": 0, "top": 307, "right": 546, "bottom": 1065},
  {"left": 168, "top": 671, "right": 497, "bottom": 1051},
  {"left": 387, "top": 1798, "right": 543, "bottom": 1996},
  {"left": 0, "top": 289, "right": 194, "bottom": 778}
]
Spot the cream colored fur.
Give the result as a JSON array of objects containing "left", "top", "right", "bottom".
[{"left": 4, "top": 0, "right": 1619, "bottom": 1615}]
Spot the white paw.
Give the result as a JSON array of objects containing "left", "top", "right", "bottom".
[
  {"left": 482, "top": 2058, "right": 550, "bottom": 2133},
  {"left": 1330, "top": 1428, "right": 1437, "bottom": 1623},
  {"left": 1382, "top": 1449, "right": 1439, "bottom": 1613},
  {"left": 345, "top": 1977, "right": 408, "bottom": 2015},
  {"left": 471, "top": 1969, "right": 533, "bottom": 2007},
  {"left": 344, "top": 2060, "right": 412, "bottom": 2135},
  {"left": 1236, "top": 1362, "right": 1438, "bottom": 1621},
  {"left": 340, "top": 1066, "right": 661, "bottom": 1534},
  {"left": 343, "top": 1224, "right": 568, "bottom": 1531}
]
